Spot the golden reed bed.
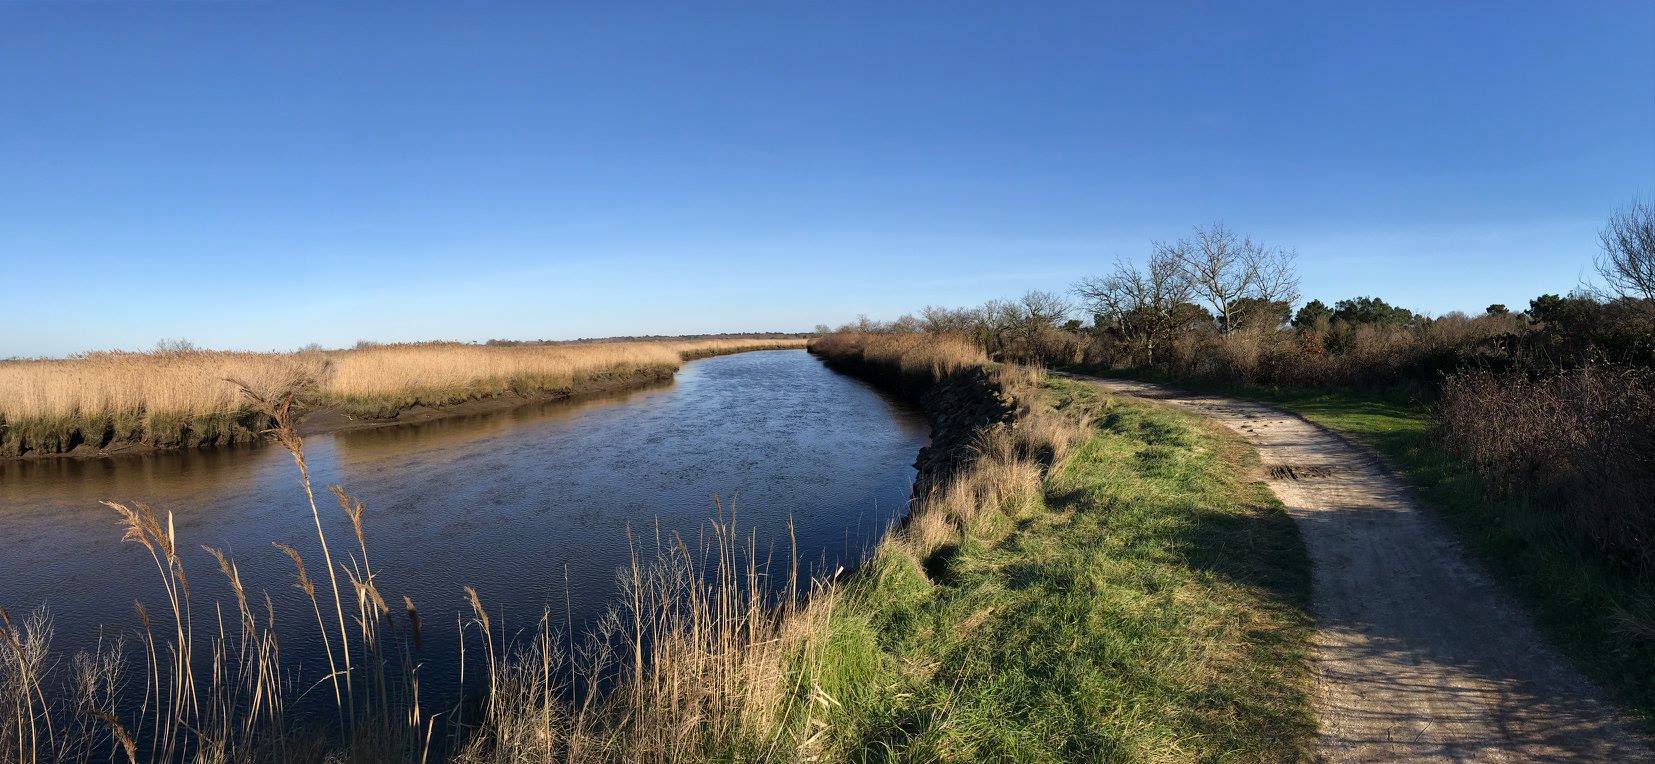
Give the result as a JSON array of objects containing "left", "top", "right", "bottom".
[{"left": 0, "top": 338, "right": 804, "bottom": 456}]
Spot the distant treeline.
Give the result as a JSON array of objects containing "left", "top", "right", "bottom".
[{"left": 478, "top": 331, "right": 811, "bottom": 347}]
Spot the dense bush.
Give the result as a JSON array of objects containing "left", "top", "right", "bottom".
[
  {"left": 1079, "top": 293, "right": 1653, "bottom": 391},
  {"left": 1079, "top": 309, "right": 1526, "bottom": 390},
  {"left": 1441, "top": 365, "right": 1655, "bottom": 575}
]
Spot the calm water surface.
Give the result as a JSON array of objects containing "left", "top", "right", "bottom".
[{"left": 0, "top": 349, "right": 927, "bottom": 708}]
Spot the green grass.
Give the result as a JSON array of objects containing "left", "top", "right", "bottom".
[
  {"left": 1094, "top": 367, "right": 1655, "bottom": 731},
  {"left": 810, "top": 378, "right": 1316, "bottom": 762}
]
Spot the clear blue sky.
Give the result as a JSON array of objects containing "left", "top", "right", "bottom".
[{"left": 3, "top": 2, "right": 1652, "bottom": 357}]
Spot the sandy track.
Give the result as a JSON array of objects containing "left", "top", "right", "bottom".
[{"left": 1068, "top": 375, "right": 1651, "bottom": 762}]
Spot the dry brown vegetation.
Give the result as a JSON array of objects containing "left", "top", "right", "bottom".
[
  {"left": 807, "top": 333, "right": 1084, "bottom": 565},
  {"left": 0, "top": 338, "right": 804, "bottom": 457},
  {"left": 808, "top": 330, "right": 989, "bottom": 384},
  {"left": 1119, "top": 311, "right": 1529, "bottom": 389},
  {"left": 1441, "top": 365, "right": 1655, "bottom": 574}
]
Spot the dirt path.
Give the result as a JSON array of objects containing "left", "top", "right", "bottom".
[{"left": 1068, "top": 374, "right": 1652, "bottom": 762}]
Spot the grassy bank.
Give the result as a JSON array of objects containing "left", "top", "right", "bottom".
[
  {"left": 802, "top": 375, "right": 1315, "bottom": 760},
  {"left": 1093, "top": 367, "right": 1655, "bottom": 729},
  {"left": 0, "top": 338, "right": 805, "bottom": 457},
  {"left": 790, "top": 333, "right": 1316, "bottom": 759}
]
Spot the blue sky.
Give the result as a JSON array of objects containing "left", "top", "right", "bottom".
[{"left": 3, "top": 2, "right": 1651, "bottom": 357}]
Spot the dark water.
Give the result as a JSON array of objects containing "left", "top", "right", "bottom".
[{"left": 0, "top": 349, "right": 927, "bottom": 709}]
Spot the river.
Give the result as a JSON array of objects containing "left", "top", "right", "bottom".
[{"left": 0, "top": 348, "right": 928, "bottom": 716}]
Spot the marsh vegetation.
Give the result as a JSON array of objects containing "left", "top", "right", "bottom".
[{"left": 0, "top": 338, "right": 805, "bottom": 458}]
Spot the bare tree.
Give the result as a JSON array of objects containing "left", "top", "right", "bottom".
[
  {"left": 919, "top": 305, "right": 978, "bottom": 335},
  {"left": 1160, "top": 222, "right": 1300, "bottom": 332},
  {"left": 889, "top": 313, "right": 924, "bottom": 333},
  {"left": 914, "top": 294, "right": 1073, "bottom": 356},
  {"left": 976, "top": 298, "right": 1020, "bottom": 354},
  {"left": 1251, "top": 245, "right": 1301, "bottom": 307},
  {"left": 919, "top": 305, "right": 950, "bottom": 334},
  {"left": 1073, "top": 251, "right": 1192, "bottom": 364},
  {"left": 1017, "top": 290, "right": 1071, "bottom": 335},
  {"left": 1597, "top": 200, "right": 1655, "bottom": 304}
]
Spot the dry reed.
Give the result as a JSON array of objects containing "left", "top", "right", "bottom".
[
  {"left": 0, "top": 338, "right": 804, "bottom": 456},
  {"left": 809, "top": 332, "right": 987, "bottom": 385}
]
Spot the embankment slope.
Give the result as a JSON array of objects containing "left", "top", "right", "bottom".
[{"left": 805, "top": 333, "right": 1317, "bottom": 760}]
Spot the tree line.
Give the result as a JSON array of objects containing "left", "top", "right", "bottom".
[{"left": 829, "top": 201, "right": 1655, "bottom": 388}]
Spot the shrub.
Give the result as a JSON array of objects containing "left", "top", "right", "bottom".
[{"left": 1440, "top": 365, "right": 1655, "bottom": 574}]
